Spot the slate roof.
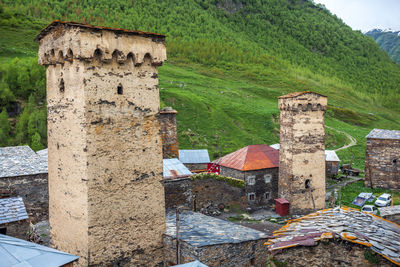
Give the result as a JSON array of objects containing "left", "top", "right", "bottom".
[
  {"left": 0, "top": 234, "right": 79, "bottom": 267},
  {"left": 0, "top": 197, "right": 28, "bottom": 225},
  {"left": 214, "top": 144, "right": 279, "bottom": 171},
  {"left": 179, "top": 150, "right": 210, "bottom": 164},
  {"left": 165, "top": 210, "right": 268, "bottom": 247},
  {"left": 366, "top": 128, "right": 400, "bottom": 140},
  {"left": 36, "top": 148, "right": 48, "bottom": 169},
  {"left": 325, "top": 150, "right": 340, "bottom": 162},
  {"left": 0, "top": 146, "right": 48, "bottom": 178},
  {"left": 163, "top": 158, "right": 193, "bottom": 179},
  {"left": 267, "top": 207, "right": 400, "bottom": 265}
]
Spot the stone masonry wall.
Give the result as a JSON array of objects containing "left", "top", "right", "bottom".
[
  {"left": 278, "top": 92, "right": 327, "bottom": 214},
  {"left": 164, "top": 178, "right": 192, "bottom": 209},
  {"left": 272, "top": 239, "right": 395, "bottom": 267},
  {"left": 38, "top": 22, "right": 166, "bottom": 266},
  {"left": 184, "top": 163, "right": 208, "bottom": 172},
  {"left": 365, "top": 138, "right": 400, "bottom": 190},
  {"left": 326, "top": 161, "right": 339, "bottom": 178},
  {"left": 0, "top": 173, "right": 48, "bottom": 222},
  {"left": 192, "top": 177, "right": 245, "bottom": 210},
  {"left": 159, "top": 108, "right": 179, "bottom": 158},
  {"left": 163, "top": 235, "right": 269, "bottom": 266},
  {"left": 220, "top": 166, "right": 279, "bottom": 209}
]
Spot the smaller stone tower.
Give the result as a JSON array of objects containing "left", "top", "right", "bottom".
[
  {"left": 159, "top": 107, "right": 179, "bottom": 158},
  {"left": 36, "top": 21, "right": 166, "bottom": 266},
  {"left": 278, "top": 91, "right": 327, "bottom": 214}
]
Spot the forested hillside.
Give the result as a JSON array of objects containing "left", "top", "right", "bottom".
[
  {"left": 1, "top": 0, "right": 400, "bottom": 168},
  {"left": 366, "top": 29, "right": 400, "bottom": 64}
]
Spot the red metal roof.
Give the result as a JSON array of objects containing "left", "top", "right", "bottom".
[{"left": 215, "top": 144, "right": 279, "bottom": 171}]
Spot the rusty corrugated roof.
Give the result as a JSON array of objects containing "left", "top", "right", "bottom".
[
  {"left": 278, "top": 91, "right": 327, "bottom": 99},
  {"left": 215, "top": 144, "right": 279, "bottom": 171},
  {"left": 35, "top": 21, "right": 165, "bottom": 42}
]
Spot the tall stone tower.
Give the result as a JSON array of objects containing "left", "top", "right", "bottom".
[
  {"left": 159, "top": 107, "right": 179, "bottom": 158},
  {"left": 36, "top": 21, "right": 167, "bottom": 266},
  {"left": 278, "top": 92, "right": 327, "bottom": 214}
]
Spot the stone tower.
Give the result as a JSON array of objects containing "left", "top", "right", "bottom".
[
  {"left": 35, "top": 21, "right": 167, "bottom": 266},
  {"left": 159, "top": 107, "right": 179, "bottom": 158},
  {"left": 278, "top": 92, "right": 327, "bottom": 214}
]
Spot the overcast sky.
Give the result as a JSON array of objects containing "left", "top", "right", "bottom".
[{"left": 313, "top": 0, "right": 400, "bottom": 32}]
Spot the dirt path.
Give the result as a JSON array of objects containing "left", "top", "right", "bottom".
[{"left": 326, "top": 126, "right": 357, "bottom": 152}]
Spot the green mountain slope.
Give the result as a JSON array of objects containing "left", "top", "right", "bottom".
[
  {"left": 1, "top": 1, "right": 400, "bottom": 169},
  {"left": 365, "top": 29, "right": 400, "bottom": 64}
]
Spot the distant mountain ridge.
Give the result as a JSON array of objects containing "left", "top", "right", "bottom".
[{"left": 366, "top": 29, "right": 400, "bottom": 64}]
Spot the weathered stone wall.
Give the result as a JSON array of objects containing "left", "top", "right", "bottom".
[
  {"left": 184, "top": 163, "right": 208, "bottom": 172},
  {"left": 365, "top": 138, "right": 400, "bottom": 190},
  {"left": 192, "top": 177, "right": 245, "bottom": 210},
  {"left": 278, "top": 92, "right": 327, "bottom": 214},
  {"left": 1, "top": 220, "right": 29, "bottom": 240},
  {"left": 164, "top": 178, "right": 192, "bottom": 209},
  {"left": 163, "top": 235, "right": 269, "bottom": 266},
  {"left": 220, "top": 166, "right": 279, "bottom": 209},
  {"left": 38, "top": 23, "right": 166, "bottom": 266},
  {"left": 159, "top": 108, "right": 179, "bottom": 158},
  {"left": 272, "top": 239, "right": 395, "bottom": 267},
  {"left": 0, "top": 173, "right": 48, "bottom": 222},
  {"left": 326, "top": 161, "right": 339, "bottom": 178}
]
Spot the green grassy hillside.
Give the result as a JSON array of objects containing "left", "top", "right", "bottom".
[
  {"left": 366, "top": 29, "right": 400, "bottom": 64},
  {"left": 1, "top": 1, "right": 400, "bottom": 169}
]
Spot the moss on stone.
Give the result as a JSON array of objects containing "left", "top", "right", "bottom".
[{"left": 191, "top": 173, "right": 245, "bottom": 188}]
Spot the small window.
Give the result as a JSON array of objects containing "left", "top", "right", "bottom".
[
  {"left": 265, "top": 192, "right": 270, "bottom": 200},
  {"left": 59, "top": 78, "right": 65, "bottom": 92},
  {"left": 305, "top": 179, "right": 311, "bottom": 189},
  {"left": 117, "top": 84, "right": 123, "bottom": 95},
  {"left": 246, "top": 175, "right": 255, "bottom": 185},
  {"left": 248, "top": 193, "right": 256, "bottom": 201},
  {"left": 264, "top": 174, "right": 272, "bottom": 183},
  {"left": 393, "top": 159, "right": 397, "bottom": 165}
]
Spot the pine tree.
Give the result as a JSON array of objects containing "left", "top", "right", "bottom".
[
  {"left": 0, "top": 109, "right": 11, "bottom": 146},
  {"left": 30, "top": 132, "right": 44, "bottom": 151}
]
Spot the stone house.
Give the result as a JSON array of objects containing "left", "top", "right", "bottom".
[
  {"left": 365, "top": 129, "right": 400, "bottom": 190},
  {"left": 267, "top": 207, "right": 400, "bottom": 266},
  {"left": 0, "top": 146, "right": 48, "bottom": 223},
  {"left": 214, "top": 144, "right": 279, "bottom": 208},
  {"left": 325, "top": 150, "right": 340, "bottom": 178},
  {"left": 0, "top": 197, "right": 29, "bottom": 239},
  {"left": 164, "top": 210, "right": 269, "bottom": 266},
  {"left": 160, "top": 107, "right": 179, "bottom": 158},
  {"left": 179, "top": 149, "right": 210, "bottom": 173}
]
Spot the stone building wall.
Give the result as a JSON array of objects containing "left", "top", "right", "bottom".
[
  {"left": 272, "top": 239, "right": 395, "bottom": 267},
  {"left": 37, "top": 22, "right": 166, "bottom": 266},
  {"left": 365, "top": 138, "right": 400, "bottom": 190},
  {"left": 192, "top": 177, "right": 245, "bottom": 210},
  {"left": 326, "top": 161, "right": 339, "bottom": 178},
  {"left": 184, "top": 163, "right": 208, "bottom": 172},
  {"left": 0, "top": 220, "right": 30, "bottom": 240},
  {"left": 220, "top": 166, "right": 279, "bottom": 208},
  {"left": 159, "top": 107, "right": 179, "bottom": 158},
  {"left": 0, "top": 173, "right": 48, "bottom": 222},
  {"left": 278, "top": 92, "right": 327, "bottom": 214},
  {"left": 164, "top": 178, "right": 192, "bottom": 209},
  {"left": 163, "top": 235, "right": 269, "bottom": 266}
]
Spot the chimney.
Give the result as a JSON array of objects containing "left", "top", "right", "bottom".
[
  {"left": 36, "top": 21, "right": 167, "bottom": 266},
  {"left": 159, "top": 107, "right": 179, "bottom": 158}
]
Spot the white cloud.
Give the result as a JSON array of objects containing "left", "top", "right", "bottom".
[{"left": 313, "top": 0, "right": 400, "bottom": 31}]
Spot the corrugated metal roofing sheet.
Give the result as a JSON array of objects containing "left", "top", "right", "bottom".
[
  {"left": 179, "top": 150, "right": 210, "bottom": 164},
  {"left": 173, "top": 261, "right": 208, "bottom": 267},
  {"left": 366, "top": 128, "right": 400, "bottom": 140},
  {"left": 163, "top": 159, "right": 192, "bottom": 179},
  {"left": 215, "top": 144, "right": 279, "bottom": 171},
  {"left": 0, "top": 234, "right": 79, "bottom": 267},
  {"left": 0, "top": 146, "right": 48, "bottom": 178},
  {"left": 0, "top": 197, "right": 28, "bottom": 225},
  {"left": 325, "top": 150, "right": 340, "bottom": 162}
]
